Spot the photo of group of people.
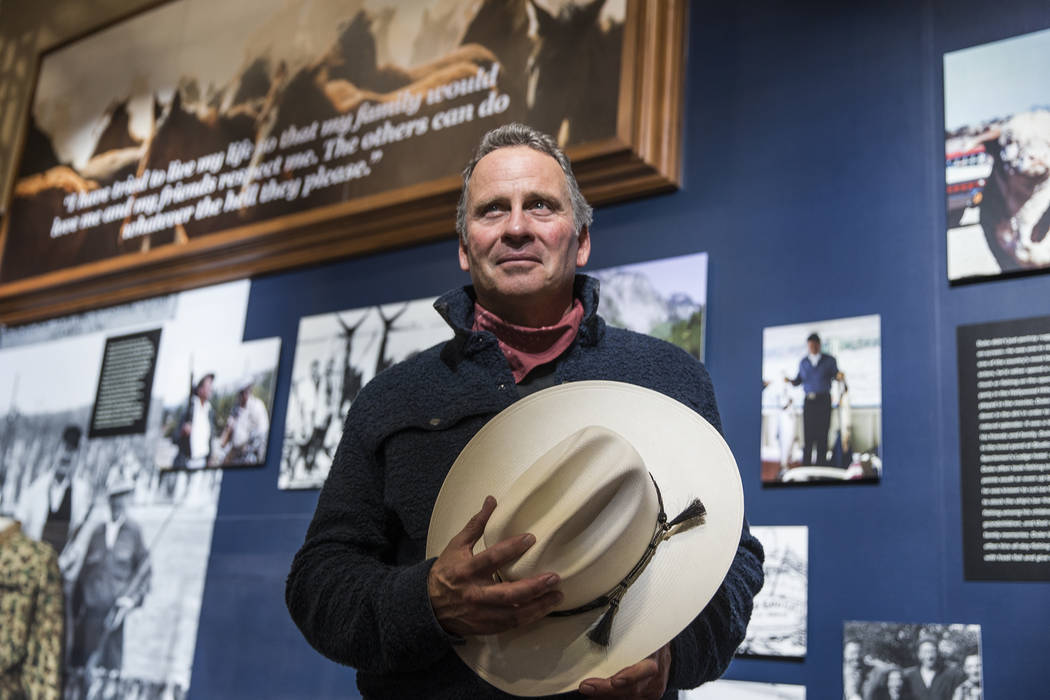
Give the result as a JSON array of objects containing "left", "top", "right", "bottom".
[
  {"left": 843, "top": 622, "right": 983, "bottom": 700},
  {"left": 761, "top": 314, "right": 882, "bottom": 484},
  {"left": 0, "top": 280, "right": 262, "bottom": 698}
]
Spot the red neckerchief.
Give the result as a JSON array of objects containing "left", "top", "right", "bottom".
[{"left": 472, "top": 299, "right": 584, "bottom": 383}]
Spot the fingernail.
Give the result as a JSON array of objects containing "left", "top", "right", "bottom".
[
  {"left": 612, "top": 678, "right": 628, "bottom": 688},
  {"left": 521, "top": 533, "right": 536, "bottom": 546},
  {"left": 580, "top": 683, "right": 596, "bottom": 695},
  {"left": 544, "top": 573, "right": 559, "bottom": 586}
]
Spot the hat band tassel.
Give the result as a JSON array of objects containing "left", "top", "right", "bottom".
[{"left": 550, "top": 476, "right": 706, "bottom": 647}]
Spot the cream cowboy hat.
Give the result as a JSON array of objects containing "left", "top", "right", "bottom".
[{"left": 426, "top": 380, "right": 744, "bottom": 696}]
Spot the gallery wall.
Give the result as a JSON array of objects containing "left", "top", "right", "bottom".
[{"left": 1, "top": 0, "right": 1048, "bottom": 698}]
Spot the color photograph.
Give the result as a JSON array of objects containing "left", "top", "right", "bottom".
[
  {"left": 761, "top": 314, "right": 882, "bottom": 484},
  {"left": 944, "top": 27, "right": 1050, "bottom": 283},
  {"left": 592, "top": 251, "right": 707, "bottom": 360}
]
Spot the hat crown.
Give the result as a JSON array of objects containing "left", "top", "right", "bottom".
[{"left": 484, "top": 425, "right": 660, "bottom": 611}]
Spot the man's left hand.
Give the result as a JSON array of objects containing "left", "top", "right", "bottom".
[{"left": 578, "top": 643, "right": 670, "bottom": 699}]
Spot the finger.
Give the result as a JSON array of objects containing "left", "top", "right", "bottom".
[
  {"left": 467, "top": 590, "right": 565, "bottom": 634},
  {"left": 468, "top": 532, "right": 537, "bottom": 574},
  {"left": 450, "top": 495, "right": 497, "bottom": 548},
  {"left": 609, "top": 657, "right": 659, "bottom": 687},
  {"left": 473, "top": 573, "right": 561, "bottom": 606}
]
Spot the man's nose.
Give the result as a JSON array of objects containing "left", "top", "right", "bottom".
[{"left": 502, "top": 205, "right": 533, "bottom": 242}]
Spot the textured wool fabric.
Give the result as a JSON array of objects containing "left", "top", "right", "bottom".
[{"left": 286, "top": 275, "right": 765, "bottom": 699}]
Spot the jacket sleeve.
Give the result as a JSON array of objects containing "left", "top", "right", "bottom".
[
  {"left": 285, "top": 407, "right": 454, "bottom": 674},
  {"left": 665, "top": 520, "right": 764, "bottom": 689},
  {"left": 665, "top": 358, "right": 766, "bottom": 689}
]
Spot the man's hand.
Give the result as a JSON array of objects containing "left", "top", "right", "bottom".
[
  {"left": 579, "top": 644, "right": 671, "bottom": 699},
  {"left": 428, "top": 496, "right": 563, "bottom": 637}
]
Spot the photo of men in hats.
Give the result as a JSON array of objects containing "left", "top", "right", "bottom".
[
  {"left": 286, "top": 123, "right": 765, "bottom": 699},
  {"left": 16, "top": 424, "right": 94, "bottom": 568},
  {"left": 69, "top": 471, "right": 151, "bottom": 695},
  {"left": 172, "top": 372, "right": 216, "bottom": 469},
  {"left": 218, "top": 375, "right": 271, "bottom": 466}
]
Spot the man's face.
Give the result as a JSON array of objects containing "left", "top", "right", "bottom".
[
  {"left": 886, "top": 670, "right": 903, "bottom": 693},
  {"left": 917, "top": 641, "right": 938, "bottom": 668},
  {"left": 807, "top": 339, "right": 821, "bottom": 355},
  {"left": 54, "top": 441, "right": 77, "bottom": 481},
  {"left": 197, "top": 376, "right": 213, "bottom": 401},
  {"left": 963, "top": 655, "right": 981, "bottom": 684},
  {"left": 108, "top": 492, "right": 129, "bottom": 520},
  {"left": 844, "top": 642, "right": 861, "bottom": 667},
  {"left": 239, "top": 387, "right": 252, "bottom": 406},
  {"left": 459, "top": 146, "right": 590, "bottom": 325}
]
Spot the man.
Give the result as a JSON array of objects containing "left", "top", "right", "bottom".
[
  {"left": 70, "top": 476, "right": 151, "bottom": 676},
  {"left": 902, "top": 638, "right": 965, "bottom": 700},
  {"left": 174, "top": 372, "right": 215, "bottom": 468},
  {"left": 787, "top": 333, "right": 843, "bottom": 465},
  {"left": 951, "top": 655, "right": 981, "bottom": 700},
  {"left": 220, "top": 376, "right": 270, "bottom": 465},
  {"left": 286, "top": 123, "right": 764, "bottom": 699},
  {"left": 17, "top": 424, "right": 92, "bottom": 562}
]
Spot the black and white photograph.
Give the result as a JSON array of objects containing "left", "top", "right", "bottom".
[
  {"left": 682, "top": 679, "right": 806, "bottom": 699},
  {"left": 945, "top": 27, "right": 1050, "bottom": 283},
  {"left": 843, "top": 621, "right": 983, "bottom": 700},
  {"left": 761, "top": 314, "right": 882, "bottom": 485},
  {"left": 154, "top": 337, "right": 281, "bottom": 470},
  {"left": 592, "top": 251, "right": 708, "bottom": 360},
  {"left": 738, "top": 526, "right": 807, "bottom": 659},
  {"left": 279, "top": 296, "right": 452, "bottom": 490},
  {"left": 0, "top": 279, "right": 250, "bottom": 698}
]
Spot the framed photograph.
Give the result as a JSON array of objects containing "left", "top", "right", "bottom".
[
  {"left": 0, "top": 0, "right": 687, "bottom": 324},
  {"left": 761, "top": 314, "right": 882, "bottom": 485},
  {"left": 738, "top": 526, "right": 807, "bottom": 659},
  {"left": 944, "top": 27, "right": 1050, "bottom": 283},
  {"left": 0, "top": 279, "right": 251, "bottom": 698},
  {"left": 843, "top": 621, "right": 983, "bottom": 700},
  {"left": 593, "top": 251, "right": 707, "bottom": 360},
  {"left": 681, "top": 680, "right": 806, "bottom": 700}
]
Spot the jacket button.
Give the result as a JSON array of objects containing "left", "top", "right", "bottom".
[{"left": 429, "top": 418, "right": 441, "bottom": 426}]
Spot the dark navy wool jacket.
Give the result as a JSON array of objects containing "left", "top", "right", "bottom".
[{"left": 286, "top": 276, "right": 765, "bottom": 699}]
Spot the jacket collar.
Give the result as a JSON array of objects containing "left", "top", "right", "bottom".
[{"left": 434, "top": 274, "right": 605, "bottom": 359}]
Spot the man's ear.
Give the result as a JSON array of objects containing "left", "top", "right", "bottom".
[
  {"left": 458, "top": 238, "right": 471, "bottom": 272},
  {"left": 576, "top": 226, "right": 591, "bottom": 267}
]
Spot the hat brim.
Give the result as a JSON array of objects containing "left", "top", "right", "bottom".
[{"left": 426, "top": 381, "right": 744, "bottom": 696}]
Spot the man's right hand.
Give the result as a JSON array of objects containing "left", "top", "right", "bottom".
[{"left": 428, "top": 495, "right": 563, "bottom": 637}]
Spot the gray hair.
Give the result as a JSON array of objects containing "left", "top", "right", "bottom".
[{"left": 455, "top": 123, "right": 593, "bottom": 243}]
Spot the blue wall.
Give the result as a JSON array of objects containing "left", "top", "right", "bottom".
[{"left": 190, "top": 1, "right": 1050, "bottom": 697}]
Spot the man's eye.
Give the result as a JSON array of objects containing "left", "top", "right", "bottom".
[{"left": 529, "top": 200, "right": 551, "bottom": 211}]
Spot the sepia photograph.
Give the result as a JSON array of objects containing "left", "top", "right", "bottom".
[
  {"left": 843, "top": 621, "right": 983, "bottom": 700},
  {"left": 761, "top": 314, "right": 882, "bottom": 485},
  {"left": 0, "top": 279, "right": 250, "bottom": 698},
  {"left": 944, "top": 26, "right": 1050, "bottom": 283},
  {"left": 738, "top": 526, "right": 807, "bottom": 659}
]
